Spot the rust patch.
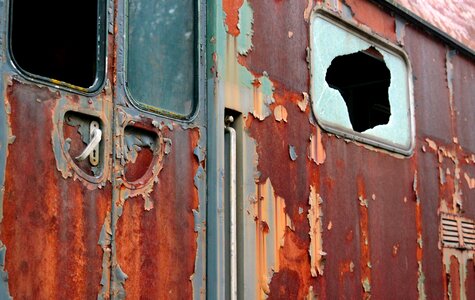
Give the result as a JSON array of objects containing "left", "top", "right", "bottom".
[
  {"left": 344, "top": 0, "right": 397, "bottom": 42},
  {"left": 223, "top": 0, "right": 244, "bottom": 36},
  {"left": 357, "top": 176, "right": 371, "bottom": 299},
  {"left": 115, "top": 127, "right": 200, "bottom": 299},
  {"left": 449, "top": 255, "right": 461, "bottom": 300},
  {"left": 124, "top": 147, "right": 153, "bottom": 182},
  {"left": 2, "top": 80, "right": 110, "bottom": 299},
  {"left": 244, "top": 0, "right": 310, "bottom": 92},
  {"left": 467, "top": 259, "right": 475, "bottom": 300}
]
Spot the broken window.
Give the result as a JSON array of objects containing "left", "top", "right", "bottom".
[
  {"left": 310, "top": 12, "right": 414, "bottom": 155},
  {"left": 126, "top": 0, "right": 196, "bottom": 117},
  {"left": 325, "top": 48, "right": 391, "bottom": 133},
  {"left": 10, "top": 0, "right": 105, "bottom": 90}
]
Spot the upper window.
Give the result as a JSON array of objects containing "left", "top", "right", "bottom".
[
  {"left": 126, "top": 0, "right": 196, "bottom": 118},
  {"left": 10, "top": 0, "right": 105, "bottom": 91},
  {"left": 310, "top": 12, "right": 414, "bottom": 155}
]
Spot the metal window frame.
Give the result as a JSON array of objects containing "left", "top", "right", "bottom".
[
  {"left": 6, "top": 0, "right": 107, "bottom": 95},
  {"left": 123, "top": 0, "right": 203, "bottom": 122},
  {"left": 310, "top": 8, "right": 415, "bottom": 156}
]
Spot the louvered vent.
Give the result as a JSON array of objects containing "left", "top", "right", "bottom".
[{"left": 441, "top": 214, "right": 475, "bottom": 250}]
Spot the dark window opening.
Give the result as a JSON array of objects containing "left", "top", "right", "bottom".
[
  {"left": 325, "top": 47, "right": 391, "bottom": 132},
  {"left": 10, "top": 0, "right": 99, "bottom": 88}
]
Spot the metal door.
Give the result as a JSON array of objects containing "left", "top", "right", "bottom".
[
  {"left": 0, "top": 0, "right": 207, "bottom": 299},
  {"left": 108, "top": 0, "right": 207, "bottom": 298},
  {"left": 0, "top": 0, "right": 114, "bottom": 298}
]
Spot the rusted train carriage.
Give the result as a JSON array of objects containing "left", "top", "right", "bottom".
[{"left": 0, "top": 0, "right": 474, "bottom": 299}]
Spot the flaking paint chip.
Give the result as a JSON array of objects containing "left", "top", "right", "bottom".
[
  {"left": 288, "top": 31, "right": 293, "bottom": 38},
  {"left": 289, "top": 145, "right": 298, "bottom": 161},
  {"left": 274, "top": 105, "right": 288, "bottom": 122},
  {"left": 298, "top": 92, "right": 309, "bottom": 112}
]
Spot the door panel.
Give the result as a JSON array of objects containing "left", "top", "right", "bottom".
[
  {"left": 108, "top": 0, "right": 207, "bottom": 298},
  {"left": 0, "top": 81, "right": 113, "bottom": 299},
  {"left": 0, "top": 0, "right": 207, "bottom": 298},
  {"left": 0, "top": 0, "right": 114, "bottom": 298}
]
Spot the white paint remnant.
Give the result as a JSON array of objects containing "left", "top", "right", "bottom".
[
  {"left": 308, "top": 186, "right": 324, "bottom": 277},
  {"left": 308, "top": 128, "right": 326, "bottom": 165},
  {"left": 464, "top": 173, "right": 475, "bottom": 189},
  {"left": 425, "top": 138, "right": 438, "bottom": 151},
  {"left": 298, "top": 92, "right": 309, "bottom": 112},
  {"left": 274, "top": 105, "right": 288, "bottom": 123},
  {"left": 304, "top": 0, "right": 313, "bottom": 22}
]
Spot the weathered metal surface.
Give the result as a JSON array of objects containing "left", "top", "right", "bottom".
[
  {"left": 0, "top": 0, "right": 474, "bottom": 298},
  {"left": 210, "top": 0, "right": 475, "bottom": 298},
  {"left": 395, "top": 0, "right": 475, "bottom": 51},
  {"left": 114, "top": 126, "right": 200, "bottom": 299},
  {"left": 1, "top": 80, "right": 112, "bottom": 299}
]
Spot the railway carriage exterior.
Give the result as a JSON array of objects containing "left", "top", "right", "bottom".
[{"left": 0, "top": 0, "right": 474, "bottom": 299}]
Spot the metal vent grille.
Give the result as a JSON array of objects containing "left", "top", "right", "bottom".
[{"left": 441, "top": 214, "right": 475, "bottom": 250}]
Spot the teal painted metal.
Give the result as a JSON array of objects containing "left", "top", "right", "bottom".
[{"left": 126, "top": 0, "right": 196, "bottom": 117}]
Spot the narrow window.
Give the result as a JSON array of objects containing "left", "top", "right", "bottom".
[
  {"left": 10, "top": 0, "right": 104, "bottom": 89},
  {"left": 325, "top": 48, "right": 391, "bottom": 133},
  {"left": 126, "top": 0, "right": 196, "bottom": 117}
]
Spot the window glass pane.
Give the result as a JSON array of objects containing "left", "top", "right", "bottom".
[
  {"left": 127, "top": 0, "right": 195, "bottom": 116},
  {"left": 310, "top": 14, "right": 413, "bottom": 155},
  {"left": 11, "top": 0, "right": 100, "bottom": 88}
]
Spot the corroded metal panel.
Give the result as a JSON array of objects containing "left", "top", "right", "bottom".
[
  {"left": 453, "top": 54, "right": 475, "bottom": 154},
  {"left": 1, "top": 80, "right": 113, "bottom": 299},
  {"left": 114, "top": 127, "right": 201, "bottom": 299},
  {"left": 403, "top": 26, "right": 453, "bottom": 144},
  {"left": 211, "top": 0, "right": 475, "bottom": 298},
  {"left": 395, "top": 0, "right": 475, "bottom": 51}
]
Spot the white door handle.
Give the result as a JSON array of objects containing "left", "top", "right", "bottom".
[{"left": 75, "top": 126, "right": 102, "bottom": 163}]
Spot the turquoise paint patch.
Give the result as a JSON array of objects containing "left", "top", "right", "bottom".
[
  {"left": 289, "top": 145, "right": 298, "bottom": 161},
  {"left": 237, "top": 0, "right": 254, "bottom": 55},
  {"left": 259, "top": 73, "right": 274, "bottom": 98},
  {"left": 0, "top": 244, "right": 12, "bottom": 300}
]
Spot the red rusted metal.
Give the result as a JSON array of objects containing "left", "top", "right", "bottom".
[
  {"left": 1, "top": 0, "right": 474, "bottom": 298},
  {"left": 243, "top": 0, "right": 310, "bottom": 92},
  {"left": 395, "top": 0, "right": 475, "bottom": 51},
  {"left": 1, "top": 81, "right": 111, "bottom": 299},
  {"left": 115, "top": 127, "right": 200, "bottom": 299}
]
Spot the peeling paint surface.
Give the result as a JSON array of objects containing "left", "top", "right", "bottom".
[
  {"left": 395, "top": 0, "right": 475, "bottom": 51},
  {"left": 0, "top": 0, "right": 474, "bottom": 298},
  {"left": 1, "top": 80, "right": 112, "bottom": 299}
]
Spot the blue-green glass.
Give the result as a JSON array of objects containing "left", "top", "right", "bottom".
[{"left": 127, "top": 0, "right": 195, "bottom": 116}]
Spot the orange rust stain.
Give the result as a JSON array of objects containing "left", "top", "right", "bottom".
[
  {"left": 357, "top": 175, "right": 371, "bottom": 299},
  {"left": 256, "top": 182, "right": 270, "bottom": 297},
  {"left": 115, "top": 127, "right": 200, "bottom": 299},
  {"left": 345, "top": 0, "right": 397, "bottom": 43},
  {"left": 269, "top": 230, "right": 313, "bottom": 300},
  {"left": 415, "top": 202, "right": 423, "bottom": 261},
  {"left": 466, "top": 259, "right": 475, "bottom": 300},
  {"left": 339, "top": 260, "right": 355, "bottom": 285},
  {"left": 2, "top": 81, "right": 110, "bottom": 299},
  {"left": 449, "top": 256, "right": 461, "bottom": 300},
  {"left": 223, "top": 0, "right": 244, "bottom": 36}
]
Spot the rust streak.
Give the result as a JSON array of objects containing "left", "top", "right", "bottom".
[
  {"left": 223, "top": 0, "right": 244, "bottom": 36},
  {"left": 357, "top": 175, "right": 371, "bottom": 299}
]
